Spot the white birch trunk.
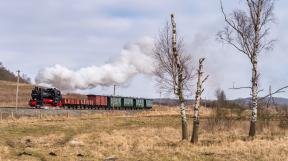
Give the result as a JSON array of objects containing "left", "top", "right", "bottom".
[
  {"left": 191, "top": 58, "right": 206, "bottom": 143},
  {"left": 171, "top": 14, "right": 188, "bottom": 140},
  {"left": 194, "top": 58, "right": 205, "bottom": 121},
  {"left": 249, "top": 57, "right": 258, "bottom": 136},
  {"left": 250, "top": 7, "right": 260, "bottom": 136}
]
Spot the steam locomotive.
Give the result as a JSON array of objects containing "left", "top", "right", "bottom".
[
  {"left": 29, "top": 87, "right": 153, "bottom": 110},
  {"left": 29, "top": 87, "right": 62, "bottom": 107}
]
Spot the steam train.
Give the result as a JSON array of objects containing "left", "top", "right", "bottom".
[{"left": 29, "top": 87, "right": 153, "bottom": 110}]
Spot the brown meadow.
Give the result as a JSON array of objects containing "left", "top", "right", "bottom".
[{"left": 0, "top": 106, "right": 287, "bottom": 161}]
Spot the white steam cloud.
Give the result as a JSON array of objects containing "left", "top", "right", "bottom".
[{"left": 35, "top": 37, "right": 155, "bottom": 90}]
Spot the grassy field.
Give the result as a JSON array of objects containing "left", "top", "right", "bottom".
[
  {"left": 0, "top": 106, "right": 287, "bottom": 161},
  {"left": 0, "top": 80, "right": 33, "bottom": 107}
]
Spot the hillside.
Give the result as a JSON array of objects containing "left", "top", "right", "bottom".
[
  {"left": 235, "top": 97, "right": 288, "bottom": 106},
  {"left": 0, "top": 62, "right": 29, "bottom": 83},
  {"left": 152, "top": 98, "right": 194, "bottom": 106},
  {"left": 153, "top": 97, "right": 288, "bottom": 106},
  {"left": 0, "top": 80, "right": 33, "bottom": 107},
  {"left": 0, "top": 63, "right": 32, "bottom": 107}
]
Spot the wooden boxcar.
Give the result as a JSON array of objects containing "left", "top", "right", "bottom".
[{"left": 87, "top": 95, "right": 108, "bottom": 108}]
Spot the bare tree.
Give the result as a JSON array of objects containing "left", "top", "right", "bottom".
[
  {"left": 191, "top": 58, "right": 208, "bottom": 144},
  {"left": 154, "top": 14, "right": 193, "bottom": 140},
  {"left": 218, "top": 0, "right": 275, "bottom": 137},
  {"left": 215, "top": 88, "right": 227, "bottom": 108}
]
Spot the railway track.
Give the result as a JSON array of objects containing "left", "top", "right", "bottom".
[
  {"left": 0, "top": 107, "right": 287, "bottom": 121},
  {"left": 0, "top": 107, "right": 146, "bottom": 119}
]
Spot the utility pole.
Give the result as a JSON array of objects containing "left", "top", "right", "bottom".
[
  {"left": 16, "top": 70, "right": 20, "bottom": 111},
  {"left": 159, "top": 90, "right": 162, "bottom": 108},
  {"left": 113, "top": 85, "right": 116, "bottom": 97},
  {"left": 113, "top": 85, "right": 116, "bottom": 110}
]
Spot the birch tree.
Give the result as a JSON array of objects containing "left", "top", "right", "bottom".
[
  {"left": 154, "top": 14, "right": 193, "bottom": 140},
  {"left": 218, "top": 0, "right": 275, "bottom": 137},
  {"left": 191, "top": 58, "right": 208, "bottom": 144}
]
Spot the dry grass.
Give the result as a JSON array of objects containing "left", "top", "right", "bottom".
[
  {"left": 0, "top": 80, "right": 33, "bottom": 107},
  {"left": 0, "top": 107, "right": 287, "bottom": 161},
  {"left": 138, "top": 105, "right": 213, "bottom": 118}
]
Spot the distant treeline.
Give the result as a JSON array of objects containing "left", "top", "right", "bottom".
[
  {"left": 152, "top": 98, "right": 245, "bottom": 108},
  {"left": 153, "top": 98, "right": 288, "bottom": 108},
  {"left": 153, "top": 98, "right": 194, "bottom": 106}
]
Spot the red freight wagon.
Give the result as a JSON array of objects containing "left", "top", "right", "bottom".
[
  {"left": 87, "top": 95, "right": 96, "bottom": 104},
  {"left": 75, "top": 99, "right": 80, "bottom": 105},
  {"left": 71, "top": 99, "right": 77, "bottom": 105},
  {"left": 80, "top": 99, "right": 87, "bottom": 105},
  {"left": 87, "top": 95, "right": 95, "bottom": 101},
  {"left": 87, "top": 95, "right": 108, "bottom": 107},
  {"left": 62, "top": 98, "right": 70, "bottom": 105},
  {"left": 96, "top": 96, "right": 101, "bottom": 106},
  {"left": 87, "top": 99, "right": 93, "bottom": 105},
  {"left": 84, "top": 99, "right": 90, "bottom": 105},
  {"left": 100, "top": 96, "right": 107, "bottom": 106},
  {"left": 87, "top": 95, "right": 94, "bottom": 99}
]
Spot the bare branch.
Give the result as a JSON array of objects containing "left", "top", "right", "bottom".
[
  {"left": 257, "top": 89, "right": 264, "bottom": 93},
  {"left": 153, "top": 20, "right": 194, "bottom": 96},
  {"left": 202, "top": 75, "right": 209, "bottom": 84},
  {"left": 259, "top": 85, "right": 288, "bottom": 101},
  {"left": 229, "top": 86, "right": 252, "bottom": 90}
]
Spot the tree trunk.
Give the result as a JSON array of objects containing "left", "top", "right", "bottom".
[
  {"left": 177, "top": 57, "right": 188, "bottom": 140},
  {"left": 191, "top": 120, "right": 199, "bottom": 143},
  {"left": 191, "top": 58, "right": 205, "bottom": 143},
  {"left": 249, "top": 57, "right": 258, "bottom": 137},
  {"left": 171, "top": 14, "right": 188, "bottom": 140},
  {"left": 179, "top": 97, "right": 188, "bottom": 140}
]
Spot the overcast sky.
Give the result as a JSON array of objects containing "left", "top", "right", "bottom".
[{"left": 0, "top": 0, "right": 287, "bottom": 99}]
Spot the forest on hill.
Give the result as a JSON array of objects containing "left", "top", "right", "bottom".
[{"left": 0, "top": 62, "right": 30, "bottom": 83}]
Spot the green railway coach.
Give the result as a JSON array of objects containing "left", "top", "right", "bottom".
[
  {"left": 144, "top": 99, "right": 153, "bottom": 109},
  {"left": 109, "top": 97, "right": 122, "bottom": 109},
  {"left": 107, "top": 96, "right": 152, "bottom": 110},
  {"left": 123, "top": 97, "right": 134, "bottom": 108},
  {"left": 134, "top": 98, "right": 145, "bottom": 109}
]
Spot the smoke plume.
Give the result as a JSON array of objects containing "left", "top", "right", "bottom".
[{"left": 35, "top": 37, "right": 155, "bottom": 90}]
